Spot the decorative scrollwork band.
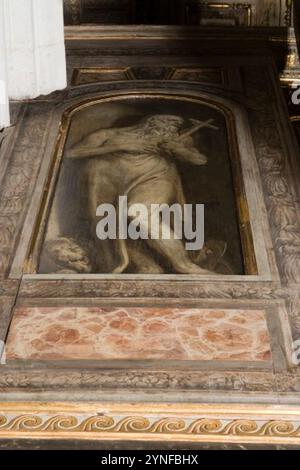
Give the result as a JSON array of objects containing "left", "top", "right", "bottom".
[
  {"left": 0, "top": 416, "right": 297, "bottom": 437},
  {"left": 1, "top": 404, "right": 300, "bottom": 444}
]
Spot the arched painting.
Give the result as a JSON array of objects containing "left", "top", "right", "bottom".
[{"left": 35, "top": 94, "right": 256, "bottom": 275}]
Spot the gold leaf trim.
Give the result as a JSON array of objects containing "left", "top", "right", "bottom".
[
  {"left": 0, "top": 415, "right": 300, "bottom": 439},
  {"left": 1, "top": 403, "right": 300, "bottom": 444}
]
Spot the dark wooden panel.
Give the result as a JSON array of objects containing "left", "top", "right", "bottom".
[
  {"left": 81, "top": 0, "right": 135, "bottom": 24},
  {"left": 64, "top": 0, "right": 136, "bottom": 25},
  {"left": 185, "top": 1, "right": 252, "bottom": 26}
]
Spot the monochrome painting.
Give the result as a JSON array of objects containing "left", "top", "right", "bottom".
[{"left": 38, "top": 95, "right": 246, "bottom": 275}]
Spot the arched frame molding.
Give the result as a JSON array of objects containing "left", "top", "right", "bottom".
[{"left": 11, "top": 84, "right": 273, "bottom": 282}]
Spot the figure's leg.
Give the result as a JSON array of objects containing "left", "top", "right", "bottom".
[
  {"left": 127, "top": 241, "right": 165, "bottom": 274},
  {"left": 128, "top": 176, "right": 215, "bottom": 275},
  {"left": 146, "top": 227, "right": 213, "bottom": 275},
  {"left": 128, "top": 203, "right": 214, "bottom": 275}
]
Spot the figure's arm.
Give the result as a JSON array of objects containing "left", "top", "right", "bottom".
[
  {"left": 67, "top": 143, "right": 121, "bottom": 159},
  {"left": 162, "top": 138, "right": 208, "bottom": 166},
  {"left": 66, "top": 130, "right": 120, "bottom": 159},
  {"left": 66, "top": 130, "right": 156, "bottom": 159},
  {"left": 174, "top": 145, "right": 207, "bottom": 165}
]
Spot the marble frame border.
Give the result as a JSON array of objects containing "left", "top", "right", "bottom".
[{"left": 12, "top": 85, "right": 272, "bottom": 281}]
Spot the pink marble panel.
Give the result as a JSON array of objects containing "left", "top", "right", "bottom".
[{"left": 6, "top": 307, "right": 272, "bottom": 362}]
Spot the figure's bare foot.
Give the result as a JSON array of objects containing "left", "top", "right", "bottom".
[{"left": 193, "top": 240, "right": 227, "bottom": 270}]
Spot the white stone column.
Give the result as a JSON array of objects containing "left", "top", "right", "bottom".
[
  {"left": 0, "top": 0, "right": 67, "bottom": 128},
  {"left": 0, "top": 0, "right": 10, "bottom": 128}
]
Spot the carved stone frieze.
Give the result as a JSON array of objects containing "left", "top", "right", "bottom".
[
  {"left": 244, "top": 67, "right": 300, "bottom": 284},
  {"left": 0, "top": 104, "right": 54, "bottom": 278},
  {"left": 0, "top": 368, "right": 277, "bottom": 391}
]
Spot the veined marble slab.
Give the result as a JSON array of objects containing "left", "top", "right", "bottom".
[{"left": 6, "top": 307, "right": 271, "bottom": 362}]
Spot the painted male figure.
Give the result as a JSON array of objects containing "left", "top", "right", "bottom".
[{"left": 67, "top": 114, "right": 215, "bottom": 274}]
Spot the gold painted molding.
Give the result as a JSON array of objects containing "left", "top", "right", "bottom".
[
  {"left": 1, "top": 403, "right": 300, "bottom": 444},
  {"left": 71, "top": 67, "right": 136, "bottom": 86}
]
